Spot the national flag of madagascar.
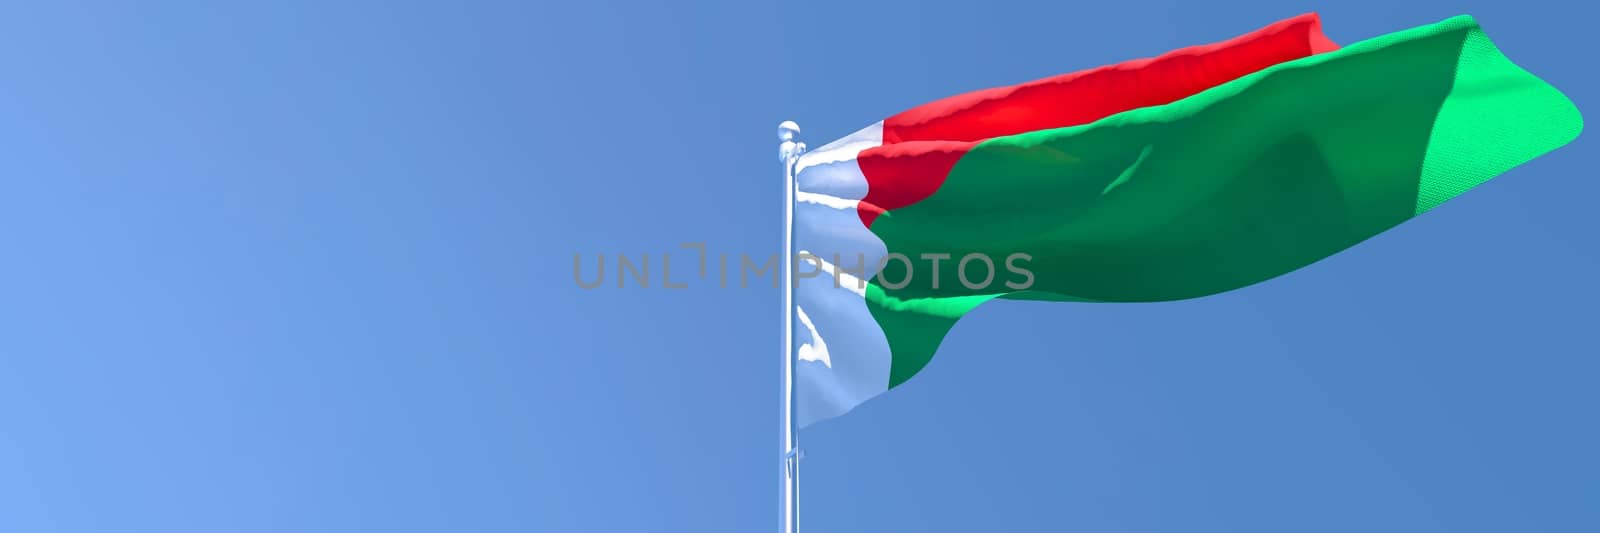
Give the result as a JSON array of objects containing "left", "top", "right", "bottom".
[{"left": 791, "top": 13, "right": 1581, "bottom": 427}]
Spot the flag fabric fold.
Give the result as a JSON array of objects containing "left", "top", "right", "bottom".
[{"left": 792, "top": 13, "right": 1581, "bottom": 427}]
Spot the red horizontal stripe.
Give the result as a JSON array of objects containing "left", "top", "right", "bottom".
[
  {"left": 860, "top": 13, "right": 1340, "bottom": 228},
  {"left": 881, "top": 13, "right": 1339, "bottom": 144}
]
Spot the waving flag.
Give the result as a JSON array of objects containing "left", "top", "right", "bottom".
[{"left": 791, "top": 14, "right": 1581, "bottom": 427}]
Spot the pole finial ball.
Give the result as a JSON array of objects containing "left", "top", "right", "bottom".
[{"left": 778, "top": 121, "right": 800, "bottom": 142}]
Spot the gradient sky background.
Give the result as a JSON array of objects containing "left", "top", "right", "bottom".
[{"left": 1, "top": 1, "right": 1595, "bottom": 531}]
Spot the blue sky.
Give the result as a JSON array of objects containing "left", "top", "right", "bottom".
[{"left": 0, "top": 1, "right": 1594, "bottom": 531}]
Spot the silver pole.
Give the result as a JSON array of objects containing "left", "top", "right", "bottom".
[{"left": 778, "top": 120, "right": 805, "bottom": 533}]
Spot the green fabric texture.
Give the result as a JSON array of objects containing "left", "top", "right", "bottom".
[{"left": 864, "top": 16, "right": 1581, "bottom": 388}]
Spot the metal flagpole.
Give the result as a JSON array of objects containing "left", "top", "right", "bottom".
[{"left": 778, "top": 120, "right": 805, "bottom": 533}]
